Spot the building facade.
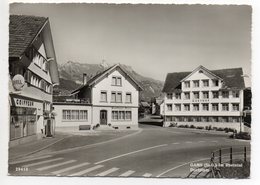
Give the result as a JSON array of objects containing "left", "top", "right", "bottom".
[
  {"left": 9, "top": 15, "right": 59, "bottom": 146},
  {"left": 53, "top": 64, "right": 142, "bottom": 130},
  {"left": 161, "top": 65, "right": 245, "bottom": 131}
]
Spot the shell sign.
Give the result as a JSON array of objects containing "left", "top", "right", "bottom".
[{"left": 12, "top": 74, "right": 25, "bottom": 91}]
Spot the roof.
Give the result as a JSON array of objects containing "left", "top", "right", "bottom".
[
  {"left": 140, "top": 101, "right": 150, "bottom": 107},
  {"left": 162, "top": 67, "right": 245, "bottom": 92},
  {"left": 9, "top": 15, "right": 48, "bottom": 58},
  {"left": 71, "top": 64, "right": 143, "bottom": 94}
]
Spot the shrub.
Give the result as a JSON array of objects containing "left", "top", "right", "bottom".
[
  {"left": 178, "top": 125, "right": 185, "bottom": 128},
  {"left": 184, "top": 124, "right": 189, "bottom": 128},
  {"left": 213, "top": 127, "right": 218, "bottom": 130},
  {"left": 216, "top": 127, "right": 224, "bottom": 131},
  {"left": 235, "top": 132, "right": 251, "bottom": 140},
  {"left": 196, "top": 126, "right": 204, "bottom": 129},
  {"left": 96, "top": 123, "right": 100, "bottom": 128},
  {"left": 108, "top": 123, "right": 112, "bottom": 127},
  {"left": 190, "top": 125, "right": 196, "bottom": 129}
]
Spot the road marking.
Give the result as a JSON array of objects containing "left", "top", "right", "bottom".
[
  {"left": 9, "top": 155, "right": 52, "bottom": 165},
  {"left": 23, "top": 158, "right": 63, "bottom": 168},
  {"left": 51, "top": 162, "right": 90, "bottom": 175},
  {"left": 94, "top": 144, "right": 168, "bottom": 165},
  {"left": 185, "top": 141, "right": 192, "bottom": 144},
  {"left": 96, "top": 167, "right": 119, "bottom": 176},
  {"left": 69, "top": 165, "right": 104, "bottom": 176},
  {"left": 198, "top": 141, "right": 205, "bottom": 143},
  {"left": 156, "top": 157, "right": 211, "bottom": 177},
  {"left": 211, "top": 141, "right": 218, "bottom": 143},
  {"left": 37, "top": 160, "right": 76, "bottom": 171},
  {"left": 119, "top": 170, "right": 135, "bottom": 177},
  {"left": 143, "top": 173, "right": 152, "bottom": 177},
  {"left": 172, "top": 142, "right": 180, "bottom": 145}
]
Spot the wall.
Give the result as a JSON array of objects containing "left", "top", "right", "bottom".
[
  {"left": 53, "top": 104, "right": 92, "bottom": 131},
  {"left": 92, "top": 70, "right": 139, "bottom": 107}
]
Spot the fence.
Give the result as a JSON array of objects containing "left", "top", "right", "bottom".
[{"left": 187, "top": 146, "right": 250, "bottom": 178}]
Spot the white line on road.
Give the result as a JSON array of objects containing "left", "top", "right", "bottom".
[
  {"left": 156, "top": 157, "right": 211, "bottom": 177},
  {"left": 96, "top": 167, "right": 119, "bottom": 176},
  {"left": 51, "top": 162, "right": 90, "bottom": 175},
  {"left": 69, "top": 165, "right": 104, "bottom": 176},
  {"left": 119, "top": 170, "right": 135, "bottom": 177},
  {"left": 37, "top": 160, "right": 76, "bottom": 171},
  {"left": 9, "top": 155, "right": 53, "bottom": 165},
  {"left": 198, "top": 141, "right": 205, "bottom": 143},
  {"left": 172, "top": 142, "right": 180, "bottom": 145},
  {"left": 94, "top": 144, "right": 168, "bottom": 165},
  {"left": 185, "top": 141, "right": 192, "bottom": 144},
  {"left": 23, "top": 158, "right": 63, "bottom": 168},
  {"left": 143, "top": 173, "right": 152, "bottom": 177}
]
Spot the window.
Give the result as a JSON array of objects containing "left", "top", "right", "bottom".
[
  {"left": 202, "top": 104, "right": 209, "bottom": 111},
  {"left": 112, "top": 77, "right": 116, "bottom": 86},
  {"left": 100, "top": 91, "right": 107, "bottom": 102},
  {"left": 193, "top": 80, "right": 199, "bottom": 88},
  {"left": 232, "top": 117, "right": 240, "bottom": 122},
  {"left": 202, "top": 91, "right": 209, "bottom": 99},
  {"left": 62, "top": 110, "right": 88, "bottom": 121},
  {"left": 222, "top": 103, "right": 229, "bottom": 111},
  {"left": 232, "top": 91, "right": 239, "bottom": 98},
  {"left": 126, "top": 93, "right": 132, "bottom": 103},
  {"left": 222, "top": 117, "right": 229, "bottom": 122},
  {"left": 212, "top": 103, "right": 219, "bottom": 111},
  {"left": 175, "top": 104, "right": 181, "bottom": 111},
  {"left": 126, "top": 111, "right": 132, "bottom": 120},
  {"left": 193, "top": 104, "right": 199, "bottom": 111},
  {"left": 184, "top": 104, "right": 190, "bottom": 111},
  {"left": 184, "top": 92, "right": 190, "bottom": 99},
  {"left": 117, "top": 92, "right": 122, "bottom": 102},
  {"left": 167, "top": 104, "right": 173, "bottom": 111},
  {"left": 175, "top": 93, "right": 181, "bottom": 99},
  {"left": 112, "top": 76, "right": 122, "bottom": 86},
  {"left": 232, "top": 103, "right": 239, "bottom": 111},
  {"left": 193, "top": 92, "right": 199, "bottom": 99},
  {"left": 166, "top": 116, "right": 173, "bottom": 122},
  {"left": 167, "top": 93, "right": 173, "bottom": 99},
  {"left": 184, "top": 81, "right": 190, "bottom": 88},
  {"left": 111, "top": 92, "right": 116, "bottom": 102},
  {"left": 212, "top": 80, "right": 219, "bottom": 87},
  {"left": 222, "top": 91, "right": 229, "bottom": 98},
  {"left": 212, "top": 91, "right": 219, "bottom": 99},
  {"left": 202, "top": 80, "right": 209, "bottom": 87}
]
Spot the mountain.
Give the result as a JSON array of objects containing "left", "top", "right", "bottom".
[{"left": 55, "top": 61, "right": 164, "bottom": 102}]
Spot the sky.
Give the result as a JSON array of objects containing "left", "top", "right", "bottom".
[{"left": 9, "top": 3, "right": 252, "bottom": 86}]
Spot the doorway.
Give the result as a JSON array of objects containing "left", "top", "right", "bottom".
[{"left": 100, "top": 110, "right": 107, "bottom": 125}]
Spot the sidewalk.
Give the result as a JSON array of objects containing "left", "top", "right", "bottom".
[{"left": 9, "top": 133, "right": 71, "bottom": 160}]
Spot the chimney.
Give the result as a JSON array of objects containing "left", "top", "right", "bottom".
[{"left": 83, "top": 73, "right": 87, "bottom": 85}]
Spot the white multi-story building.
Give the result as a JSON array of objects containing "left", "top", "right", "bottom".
[
  {"left": 161, "top": 65, "right": 245, "bottom": 131},
  {"left": 9, "top": 15, "right": 59, "bottom": 146},
  {"left": 53, "top": 64, "right": 142, "bottom": 130}
]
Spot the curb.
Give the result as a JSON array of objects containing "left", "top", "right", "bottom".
[
  {"left": 9, "top": 135, "right": 72, "bottom": 161},
  {"left": 10, "top": 128, "right": 143, "bottom": 162}
]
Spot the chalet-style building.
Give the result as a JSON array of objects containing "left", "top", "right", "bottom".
[
  {"left": 9, "top": 15, "right": 59, "bottom": 146},
  {"left": 161, "top": 65, "right": 246, "bottom": 132},
  {"left": 53, "top": 64, "right": 142, "bottom": 130}
]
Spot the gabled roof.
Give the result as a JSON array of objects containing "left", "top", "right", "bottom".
[
  {"left": 9, "top": 15, "right": 48, "bottom": 58},
  {"left": 71, "top": 64, "right": 143, "bottom": 94},
  {"left": 180, "top": 65, "right": 223, "bottom": 82},
  {"left": 162, "top": 67, "right": 245, "bottom": 92}
]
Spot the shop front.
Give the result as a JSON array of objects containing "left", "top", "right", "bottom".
[{"left": 9, "top": 94, "right": 44, "bottom": 146}]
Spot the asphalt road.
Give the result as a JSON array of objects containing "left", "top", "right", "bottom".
[{"left": 9, "top": 124, "right": 250, "bottom": 178}]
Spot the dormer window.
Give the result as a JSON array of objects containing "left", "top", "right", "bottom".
[{"left": 112, "top": 76, "right": 122, "bottom": 86}]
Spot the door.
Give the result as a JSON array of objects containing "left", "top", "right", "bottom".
[{"left": 100, "top": 110, "right": 107, "bottom": 125}]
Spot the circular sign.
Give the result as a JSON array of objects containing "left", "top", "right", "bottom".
[{"left": 12, "top": 74, "right": 25, "bottom": 91}]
